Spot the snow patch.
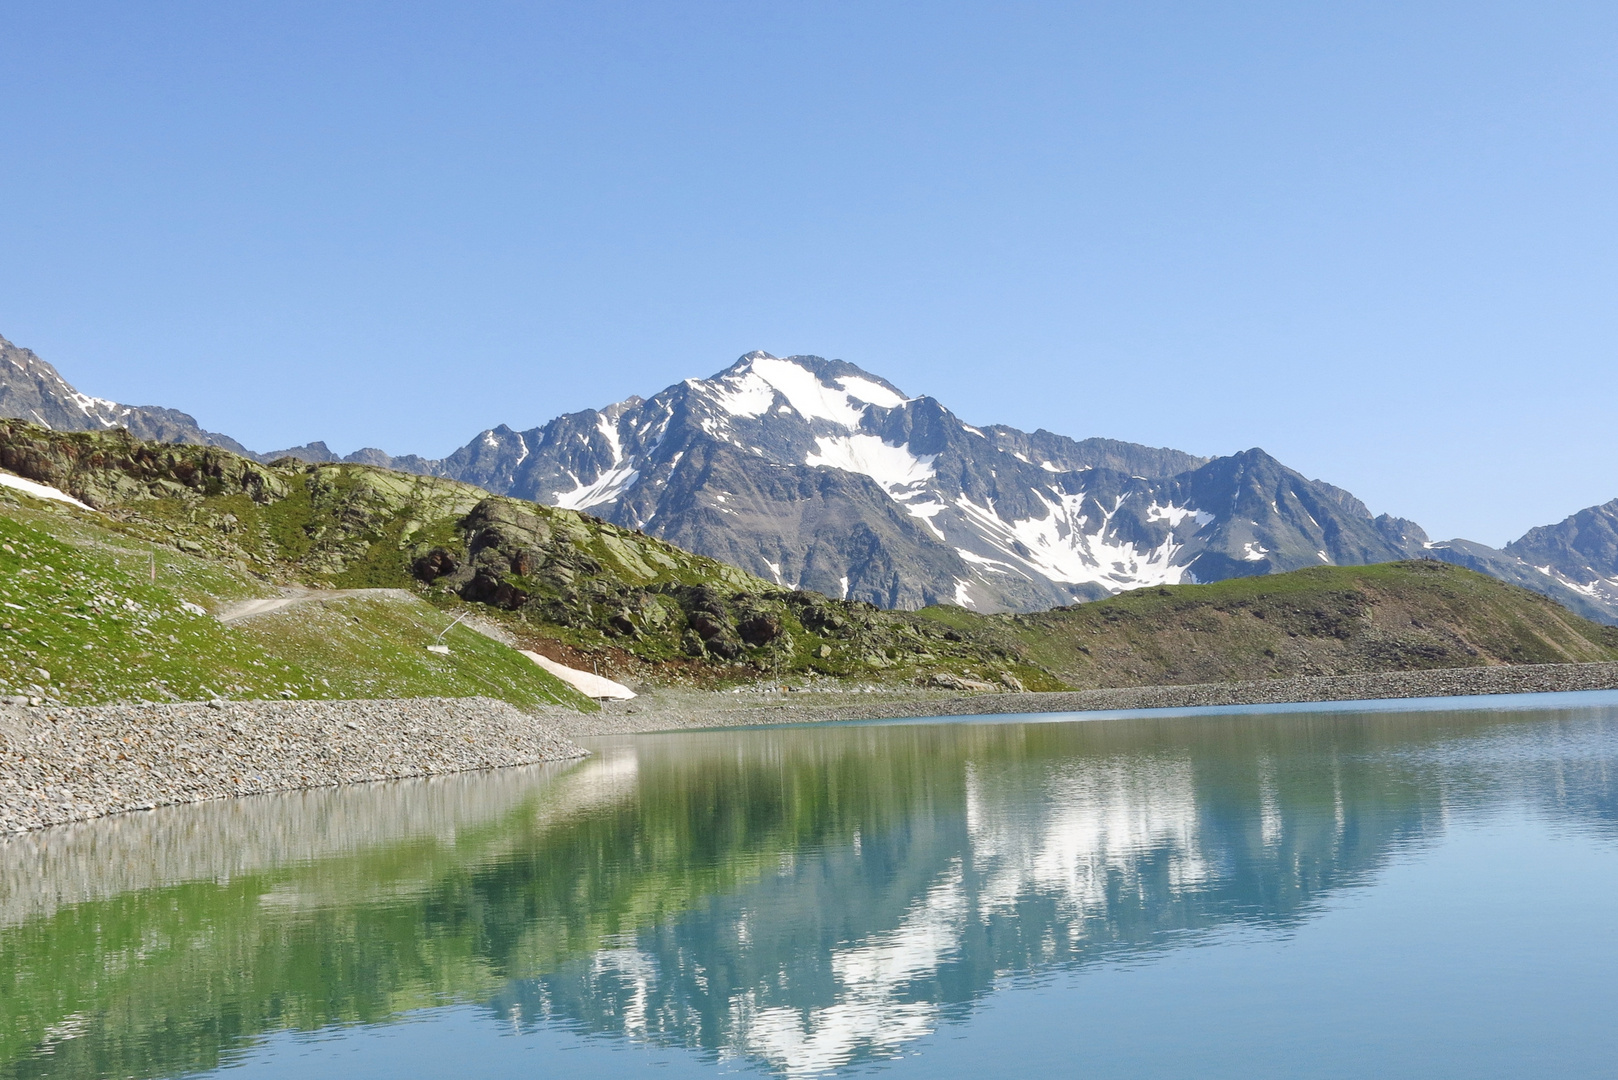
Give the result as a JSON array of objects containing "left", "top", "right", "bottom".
[
  {"left": 554, "top": 464, "right": 640, "bottom": 511},
  {"left": 596, "top": 413, "right": 624, "bottom": 463},
  {"left": 67, "top": 391, "right": 127, "bottom": 426},
  {"left": 806, "top": 435, "right": 936, "bottom": 495},
  {"left": 0, "top": 472, "right": 96, "bottom": 511},
  {"left": 1534, "top": 566, "right": 1618, "bottom": 601},
  {"left": 837, "top": 374, "right": 907, "bottom": 409},
  {"left": 956, "top": 549, "right": 1018, "bottom": 574},
  {"left": 953, "top": 492, "right": 1190, "bottom": 589},
  {"left": 1317, "top": 550, "right": 1331, "bottom": 563},
  {"left": 839, "top": 576, "right": 850, "bottom": 599},
  {"left": 1145, "top": 503, "right": 1209, "bottom": 530},
  {"left": 1242, "top": 542, "right": 1269, "bottom": 562},
  {"left": 521, "top": 651, "right": 635, "bottom": 700},
  {"left": 903, "top": 499, "right": 948, "bottom": 540},
  {"left": 709, "top": 368, "right": 777, "bottom": 418},
  {"left": 748, "top": 357, "right": 871, "bottom": 429}
]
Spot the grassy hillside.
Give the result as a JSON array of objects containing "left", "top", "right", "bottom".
[
  {"left": 0, "top": 494, "right": 592, "bottom": 709},
  {"left": 0, "top": 420, "right": 1051, "bottom": 691},
  {"left": 917, "top": 560, "right": 1618, "bottom": 689}
]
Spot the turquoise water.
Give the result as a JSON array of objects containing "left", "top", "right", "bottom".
[{"left": 5, "top": 695, "right": 1618, "bottom": 1078}]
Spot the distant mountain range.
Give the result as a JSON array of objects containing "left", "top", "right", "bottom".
[{"left": 6, "top": 330, "right": 1617, "bottom": 621}]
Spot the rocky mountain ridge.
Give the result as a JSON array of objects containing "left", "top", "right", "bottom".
[
  {"left": 5, "top": 332, "right": 1618, "bottom": 621},
  {"left": 0, "top": 335, "right": 256, "bottom": 455},
  {"left": 0, "top": 335, "right": 434, "bottom": 471},
  {"left": 390, "top": 351, "right": 1432, "bottom": 612}
]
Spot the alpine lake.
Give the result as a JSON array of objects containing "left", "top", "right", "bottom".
[{"left": 6, "top": 692, "right": 1618, "bottom": 1079}]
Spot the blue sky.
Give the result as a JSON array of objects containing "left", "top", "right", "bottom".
[{"left": 1, "top": 2, "right": 1615, "bottom": 545}]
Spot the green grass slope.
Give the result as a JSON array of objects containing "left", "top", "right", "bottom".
[
  {"left": 0, "top": 420, "right": 1046, "bottom": 689},
  {"left": 0, "top": 494, "right": 591, "bottom": 709},
  {"left": 921, "top": 560, "right": 1618, "bottom": 689}
]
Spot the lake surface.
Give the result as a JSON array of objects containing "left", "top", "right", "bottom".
[{"left": 5, "top": 693, "right": 1618, "bottom": 1079}]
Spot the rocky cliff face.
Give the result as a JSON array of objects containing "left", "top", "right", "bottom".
[
  {"left": 1469, "top": 500, "right": 1618, "bottom": 616},
  {"left": 1413, "top": 539, "right": 1609, "bottom": 623}
]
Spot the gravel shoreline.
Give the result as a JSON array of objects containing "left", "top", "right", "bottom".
[
  {"left": 10, "top": 663, "right": 1618, "bottom": 833},
  {"left": 565, "top": 662, "right": 1618, "bottom": 735},
  {"left": 0, "top": 697, "right": 586, "bottom": 833}
]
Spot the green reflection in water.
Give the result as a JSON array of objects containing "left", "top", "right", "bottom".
[{"left": 2, "top": 704, "right": 1615, "bottom": 1078}]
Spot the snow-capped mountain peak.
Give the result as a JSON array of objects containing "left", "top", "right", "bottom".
[
  {"left": 2, "top": 340, "right": 132, "bottom": 429},
  {"left": 694, "top": 352, "right": 911, "bottom": 434},
  {"left": 420, "top": 352, "right": 1425, "bottom": 612}
]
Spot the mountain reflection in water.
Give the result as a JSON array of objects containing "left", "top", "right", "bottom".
[{"left": 3, "top": 701, "right": 1617, "bottom": 1078}]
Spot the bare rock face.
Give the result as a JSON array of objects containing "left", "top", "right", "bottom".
[
  {"left": 413, "top": 548, "right": 459, "bottom": 580},
  {"left": 738, "top": 613, "right": 783, "bottom": 646},
  {"left": 927, "top": 673, "right": 997, "bottom": 693},
  {"left": 1504, "top": 500, "right": 1618, "bottom": 603},
  {"left": 404, "top": 496, "right": 1024, "bottom": 674}
]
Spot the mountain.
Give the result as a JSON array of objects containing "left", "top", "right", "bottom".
[
  {"left": 7, "top": 330, "right": 1618, "bottom": 622},
  {"left": 252, "top": 438, "right": 448, "bottom": 475},
  {"left": 1413, "top": 500, "right": 1618, "bottom": 625},
  {"left": 0, "top": 334, "right": 255, "bottom": 454},
  {"left": 411, "top": 352, "right": 1426, "bottom": 612},
  {"left": 0, "top": 334, "right": 433, "bottom": 471},
  {"left": 7, "top": 419, "right": 1615, "bottom": 704},
  {"left": 0, "top": 418, "right": 1059, "bottom": 692}
]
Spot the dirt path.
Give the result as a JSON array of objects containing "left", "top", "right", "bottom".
[{"left": 215, "top": 587, "right": 419, "bottom": 624}]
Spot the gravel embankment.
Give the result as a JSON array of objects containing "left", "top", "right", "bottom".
[
  {"left": 566, "top": 662, "right": 1618, "bottom": 735},
  {"left": 0, "top": 697, "right": 586, "bottom": 833},
  {"left": 10, "top": 663, "right": 1618, "bottom": 833}
]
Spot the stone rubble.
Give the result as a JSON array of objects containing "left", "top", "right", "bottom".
[{"left": 0, "top": 696, "right": 586, "bottom": 833}]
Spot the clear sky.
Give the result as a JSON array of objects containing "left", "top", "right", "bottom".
[{"left": 1, "top": 2, "right": 1614, "bottom": 546}]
